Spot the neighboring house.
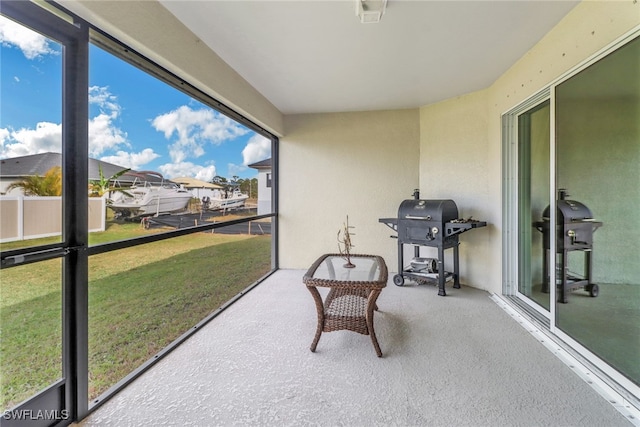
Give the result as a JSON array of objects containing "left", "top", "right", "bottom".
[
  {"left": 172, "top": 176, "right": 224, "bottom": 201},
  {"left": 0, "top": 152, "right": 132, "bottom": 195},
  {"left": 248, "top": 158, "right": 271, "bottom": 215},
  {"left": 0, "top": 152, "right": 174, "bottom": 196}
]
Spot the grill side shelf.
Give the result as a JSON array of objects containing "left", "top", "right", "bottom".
[
  {"left": 379, "top": 218, "right": 487, "bottom": 236},
  {"left": 378, "top": 218, "right": 398, "bottom": 232},
  {"left": 445, "top": 220, "right": 487, "bottom": 237}
]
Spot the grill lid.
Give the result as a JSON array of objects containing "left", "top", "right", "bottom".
[
  {"left": 543, "top": 200, "right": 593, "bottom": 222},
  {"left": 541, "top": 189, "right": 594, "bottom": 221},
  {"left": 398, "top": 199, "right": 458, "bottom": 222}
]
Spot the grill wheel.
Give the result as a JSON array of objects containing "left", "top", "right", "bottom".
[{"left": 393, "top": 274, "right": 405, "bottom": 286}]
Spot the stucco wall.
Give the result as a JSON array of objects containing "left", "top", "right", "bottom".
[
  {"left": 418, "top": 90, "right": 493, "bottom": 291},
  {"left": 280, "top": 110, "right": 420, "bottom": 269},
  {"left": 256, "top": 169, "right": 272, "bottom": 216},
  {"left": 417, "top": 1, "right": 639, "bottom": 294}
]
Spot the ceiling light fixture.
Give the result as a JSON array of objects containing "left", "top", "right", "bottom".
[{"left": 355, "top": 0, "right": 387, "bottom": 24}]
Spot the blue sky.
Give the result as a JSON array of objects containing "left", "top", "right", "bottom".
[{"left": 0, "top": 15, "right": 270, "bottom": 181}]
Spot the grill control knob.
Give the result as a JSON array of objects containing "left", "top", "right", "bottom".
[{"left": 432, "top": 227, "right": 439, "bottom": 235}]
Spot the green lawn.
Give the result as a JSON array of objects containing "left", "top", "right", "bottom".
[{"left": 1, "top": 222, "right": 272, "bottom": 409}]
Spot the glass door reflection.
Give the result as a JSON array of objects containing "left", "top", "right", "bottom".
[
  {"left": 518, "top": 100, "right": 551, "bottom": 312},
  {"left": 555, "top": 35, "right": 640, "bottom": 387}
]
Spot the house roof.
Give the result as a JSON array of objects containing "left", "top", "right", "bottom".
[
  {"left": 0, "top": 152, "right": 130, "bottom": 181},
  {"left": 248, "top": 158, "right": 271, "bottom": 170}
]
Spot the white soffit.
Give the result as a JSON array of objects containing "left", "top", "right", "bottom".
[{"left": 159, "top": 1, "right": 579, "bottom": 114}]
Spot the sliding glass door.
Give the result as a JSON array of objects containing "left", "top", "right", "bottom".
[
  {"left": 554, "top": 35, "right": 640, "bottom": 389},
  {"left": 504, "top": 30, "right": 640, "bottom": 397},
  {"left": 517, "top": 101, "right": 551, "bottom": 313}
]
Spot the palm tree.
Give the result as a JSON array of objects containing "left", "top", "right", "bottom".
[
  {"left": 6, "top": 166, "right": 62, "bottom": 196},
  {"left": 89, "top": 166, "right": 132, "bottom": 202}
]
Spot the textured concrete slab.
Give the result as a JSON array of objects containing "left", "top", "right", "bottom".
[{"left": 77, "top": 269, "right": 631, "bottom": 426}]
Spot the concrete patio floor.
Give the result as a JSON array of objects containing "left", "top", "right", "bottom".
[{"left": 77, "top": 269, "right": 636, "bottom": 426}]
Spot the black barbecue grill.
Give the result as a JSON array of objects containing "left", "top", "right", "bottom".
[
  {"left": 379, "top": 190, "right": 487, "bottom": 296},
  {"left": 534, "top": 189, "right": 603, "bottom": 303}
]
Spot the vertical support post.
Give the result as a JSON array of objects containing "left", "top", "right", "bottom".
[{"left": 63, "top": 19, "right": 90, "bottom": 421}]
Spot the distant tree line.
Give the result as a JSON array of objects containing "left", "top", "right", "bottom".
[{"left": 8, "top": 168, "right": 259, "bottom": 200}]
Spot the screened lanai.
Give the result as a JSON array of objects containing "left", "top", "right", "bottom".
[{"left": 1, "top": 1, "right": 638, "bottom": 425}]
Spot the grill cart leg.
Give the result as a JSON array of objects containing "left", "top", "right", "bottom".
[
  {"left": 541, "top": 247, "right": 550, "bottom": 293},
  {"left": 438, "top": 245, "right": 446, "bottom": 296},
  {"left": 394, "top": 241, "right": 405, "bottom": 286},
  {"left": 453, "top": 244, "right": 460, "bottom": 289},
  {"left": 559, "top": 250, "right": 569, "bottom": 303},
  {"left": 585, "top": 249, "right": 599, "bottom": 297}
]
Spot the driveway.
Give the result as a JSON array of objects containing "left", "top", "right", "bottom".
[{"left": 141, "top": 210, "right": 271, "bottom": 235}]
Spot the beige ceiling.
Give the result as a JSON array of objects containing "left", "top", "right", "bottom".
[{"left": 159, "top": 1, "right": 579, "bottom": 115}]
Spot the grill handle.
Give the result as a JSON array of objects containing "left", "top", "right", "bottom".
[{"left": 404, "top": 215, "right": 432, "bottom": 220}]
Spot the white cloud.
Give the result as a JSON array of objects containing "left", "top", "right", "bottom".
[
  {"left": 0, "top": 15, "right": 59, "bottom": 59},
  {"left": 0, "top": 86, "right": 133, "bottom": 160},
  {"left": 0, "top": 122, "right": 62, "bottom": 158},
  {"left": 88, "top": 86, "right": 128, "bottom": 157},
  {"left": 195, "top": 165, "right": 217, "bottom": 182},
  {"left": 168, "top": 143, "right": 202, "bottom": 164},
  {"left": 152, "top": 105, "right": 249, "bottom": 162},
  {"left": 0, "top": 128, "right": 10, "bottom": 144},
  {"left": 100, "top": 148, "right": 160, "bottom": 170},
  {"left": 89, "top": 113, "right": 128, "bottom": 157},
  {"left": 242, "top": 134, "right": 271, "bottom": 166},
  {"left": 158, "top": 162, "right": 216, "bottom": 181},
  {"left": 89, "top": 86, "right": 122, "bottom": 116},
  {"left": 227, "top": 163, "right": 248, "bottom": 179}
]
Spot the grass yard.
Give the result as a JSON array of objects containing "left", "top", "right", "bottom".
[{"left": 1, "top": 221, "right": 272, "bottom": 409}]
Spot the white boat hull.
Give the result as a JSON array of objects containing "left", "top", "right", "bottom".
[
  {"left": 204, "top": 188, "right": 249, "bottom": 211},
  {"left": 109, "top": 185, "right": 192, "bottom": 218},
  {"left": 209, "top": 196, "right": 249, "bottom": 210},
  {"left": 209, "top": 194, "right": 249, "bottom": 210}
]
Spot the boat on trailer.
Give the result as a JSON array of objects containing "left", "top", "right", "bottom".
[
  {"left": 107, "top": 171, "right": 193, "bottom": 219},
  {"left": 205, "top": 187, "right": 249, "bottom": 211}
]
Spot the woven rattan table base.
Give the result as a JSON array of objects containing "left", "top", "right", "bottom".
[{"left": 303, "top": 254, "right": 388, "bottom": 357}]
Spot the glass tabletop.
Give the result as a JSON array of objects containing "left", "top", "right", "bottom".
[{"left": 307, "top": 254, "right": 385, "bottom": 283}]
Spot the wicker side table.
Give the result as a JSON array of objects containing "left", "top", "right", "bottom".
[{"left": 303, "top": 254, "right": 388, "bottom": 357}]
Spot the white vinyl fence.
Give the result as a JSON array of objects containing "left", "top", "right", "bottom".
[{"left": 0, "top": 196, "right": 105, "bottom": 243}]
